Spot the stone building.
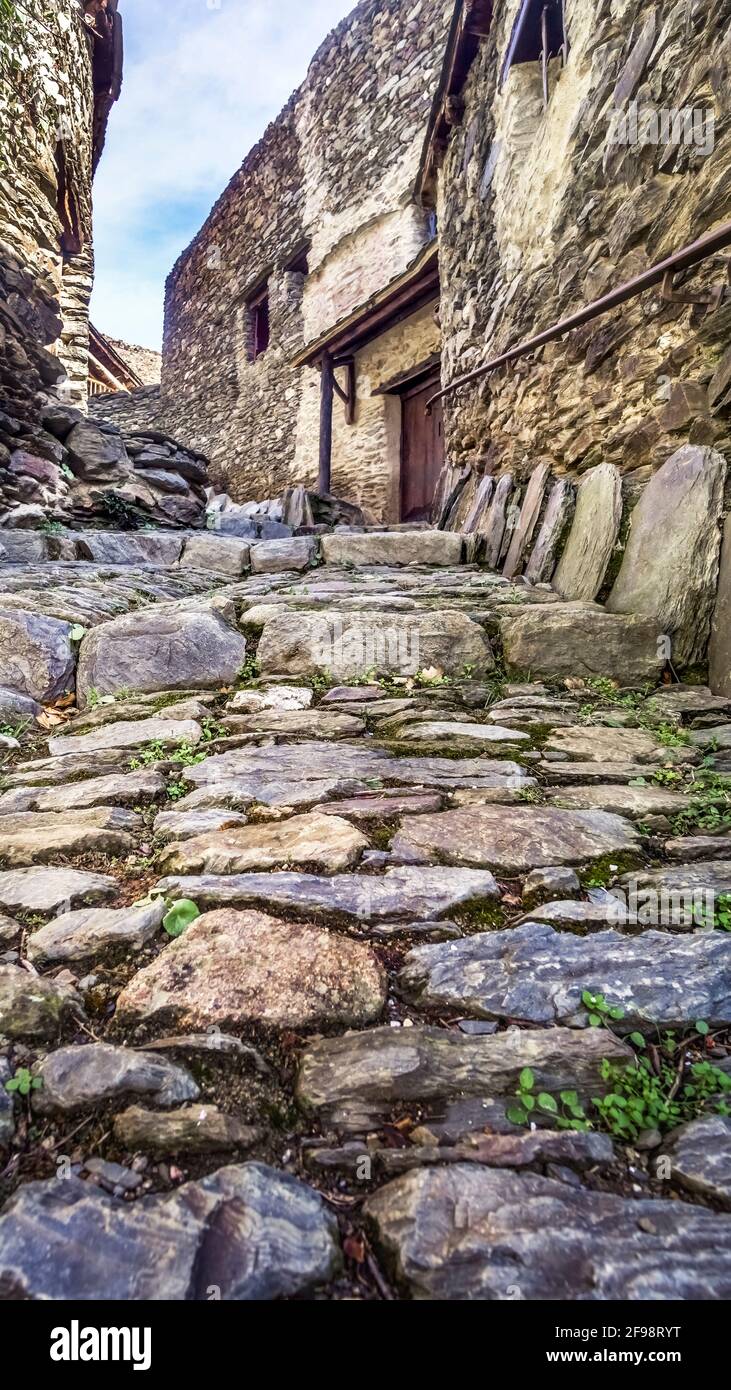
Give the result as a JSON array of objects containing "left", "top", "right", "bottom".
[
  {"left": 422, "top": 0, "right": 731, "bottom": 483},
  {"left": 88, "top": 324, "right": 144, "bottom": 397},
  {"left": 160, "top": 0, "right": 452, "bottom": 521},
  {"left": 0, "top": 0, "right": 123, "bottom": 408}
]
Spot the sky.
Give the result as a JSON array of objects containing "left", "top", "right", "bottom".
[{"left": 90, "top": 0, "right": 355, "bottom": 351}]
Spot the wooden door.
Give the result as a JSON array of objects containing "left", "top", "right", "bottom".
[{"left": 400, "top": 376, "right": 444, "bottom": 522}]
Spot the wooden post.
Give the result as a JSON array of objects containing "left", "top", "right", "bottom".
[{"left": 318, "top": 350, "right": 334, "bottom": 495}]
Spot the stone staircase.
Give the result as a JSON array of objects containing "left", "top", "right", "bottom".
[{"left": 0, "top": 522, "right": 731, "bottom": 1299}]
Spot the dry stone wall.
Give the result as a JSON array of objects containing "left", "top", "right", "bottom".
[
  {"left": 437, "top": 0, "right": 731, "bottom": 482},
  {"left": 162, "top": 0, "right": 451, "bottom": 514},
  {"left": 0, "top": 2, "right": 97, "bottom": 405},
  {"left": 89, "top": 385, "right": 167, "bottom": 434}
]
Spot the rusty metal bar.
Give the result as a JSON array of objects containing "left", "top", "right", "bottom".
[{"left": 427, "top": 221, "right": 731, "bottom": 413}]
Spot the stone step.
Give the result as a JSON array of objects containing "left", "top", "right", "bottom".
[{"left": 363, "top": 1165, "right": 731, "bottom": 1300}]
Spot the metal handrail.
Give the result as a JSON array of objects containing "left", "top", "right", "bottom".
[{"left": 426, "top": 220, "right": 731, "bottom": 413}]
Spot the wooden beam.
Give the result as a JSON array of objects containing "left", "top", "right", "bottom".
[
  {"left": 291, "top": 244, "right": 438, "bottom": 368},
  {"left": 319, "top": 350, "right": 334, "bottom": 494},
  {"left": 333, "top": 359, "right": 356, "bottom": 423}
]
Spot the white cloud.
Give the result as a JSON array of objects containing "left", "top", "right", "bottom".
[{"left": 91, "top": 0, "right": 355, "bottom": 348}]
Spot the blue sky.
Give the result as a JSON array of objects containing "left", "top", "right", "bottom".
[{"left": 90, "top": 0, "right": 355, "bottom": 350}]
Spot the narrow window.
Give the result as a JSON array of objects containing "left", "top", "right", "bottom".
[
  {"left": 248, "top": 285, "right": 270, "bottom": 361},
  {"left": 501, "top": 0, "right": 567, "bottom": 87},
  {"left": 285, "top": 247, "right": 309, "bottom": 277}
]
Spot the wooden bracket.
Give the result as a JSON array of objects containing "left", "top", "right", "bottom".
[{"left": 333, "top": 359, "right": 356, "bottom": 424}]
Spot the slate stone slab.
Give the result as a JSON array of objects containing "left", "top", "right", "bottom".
[
  {"left": 27, "top": 899, "right": 167, "bottom": 966},
  {"left": 0, "top": 1058, "right": 13, "bottom": 1149},
  {"left": 391, "top": 804, "right": 639, "bottom": 872},
  {"left": 0, "top": 807, "right": 140, "bottom": 867},
  {"left": 0, "top": 767, "right": 167, "bottom": 815},
  {"left": 480, "top": 474, "right": 514, "bottom": 567},
  {"left": 76, "top": 603, "right": 248, "bottom": 706},
  {"left": 158, "top": 812, "right": 368, "bottom": 876},
  {"left": 154, "top": 865, "right": 500, "bottom": 924},
  {"left": 33, "top": 1043, "right": 199, "bottom": 1114},
  {"left": 76, "top": 533, "right": 183, "bottom": 567},
  {"left": 549, "top": 783, "right": 687, "bottom": 817},
  {"left": 182, "top": 740, "right": 526, "bottom": 800},
  {"left": 0, "top": 867, "right": 118, "bottom": 914},
  {"left": 500, "top": 602, "right": 664, "bottom": 686},
  {"left": 223, "top": 709, "right": 365, "bottom": 738},
  {"left": 524, "top": 478, "right": 575, "bottom": 584},
  {"left": 553, "top": 463, "right": 622, "bottom": 600},
  {"left": 710, "top": 512, "right": 731, "bottom": 698},
  {"left": 363, "top": 1166, "right": 731, "bottom": 1300},
  {"left": 0, "top": 1163, "right": 340, "bottom": 1300},
  {"left": 180, "top": 534, "right": 250, "bottom": 576},
  {"left": 0, "top": 965, "right": 81, "bottom": 1040},
  {"left": 663, "top": 1115, "right": 731, "bottom": 1208},
  {"left": 250, "top": 538, "right": 316, "bottom": 573},
  {"left": 153, "top": 809, "right": 249, "bottom": 842},
  {"left": 257, "top": 609, "right": 493, "bottom": 681},
  {"left": 114, "top": 1105, "right": 260, "bottom": 1155},
  {"left": 296, "top": 1024, "right": 631, "bottom": 1130},
  {"left": 502, "top": 461, "right": 550, "bottom": 579},
  {"left": 320, "top": 532, "right": 463, "bottom": 566},
  {"left": 399, "top": 922, "right": 731, "bottom": 1029},
  {"left": 388, "top": 719, "right": 529, "bottom": 746},
  {"left": 608, "top": 445, "right": 726, "bottom": 667},
  {"left": 117, "top": 909, "right": 387, "bottom": 1031},
  {"left": 49, "top": 717, "right": 202, "bottom": 757},
  {"left": 0, "top": 609, "right": 75, "bottom": 703},
  {"left": 543, "top": 725, "right": 672, "bottom": 763}
]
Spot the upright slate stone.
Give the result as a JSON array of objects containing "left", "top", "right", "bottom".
[
  {"left": 553, "top": 463, "right": 622, "bottom": 600},
  {"left": 503, "top": 462, "right": 550, "bottom": 578},
  {"left": 525, "top": 478, "right": 575, "bottom": 583},
  {"left": 607, "top": 445, "right": 726, "bottom": 666},
  {"left": 709, "top": 513, "right": 731, "bottom": 696},
  {"left": 480, "top": 474, "right": 513, "bottom": 567},
  {"left": 463, "top": 475, "right": 494, "bottom": 533}
]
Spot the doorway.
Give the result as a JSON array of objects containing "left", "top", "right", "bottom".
[{"left": 399, "top": 373, "right": 444, "bottom": 521}]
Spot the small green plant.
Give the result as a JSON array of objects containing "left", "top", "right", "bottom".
[
  {"left": 672, "top": 770, "right": 731, "bottom": 836},
  {"left": 87, "top": 688, "right": 117, "bottom": 711},
  {"left": 698, "top": 892, "right": 731, "bottom": 932},
  {"left": 163, "top": 899, "right": 201, "bottom": 938},
  {"left": 650, "top": 768, "right": 683, "bottom": 786},
  {"left": 236, "top": 656, "right": 261, "bottom": 687},
  {"left": 4, "top": 1067, "right": 42, "bottom": 1097},
  {"left": 510, "top": 1016, "right": 731, "bottom": 1142},
  {"left": 517, "top": 785, "right": 545, "bottom": 805},
  {"left": 130, "top": 740, "right": 206, "bottom": 770},
  {"left": 507, "top": 1068, "right": 591, "bottom": 1131},
  {"left": 594, "top": 1053, "right": 731, "bottom": 1141},
  {"left": 201, "top": 718, "right": 227, "bottom": 742},
  {"left": 0, "top": 719, "right": 30, "bottom": 740},
  {"left": 582, "top": 990, "right": 625, "bottom": 1029},
  {"left": 41, "top": 518, "right": 64, "bottom": 536},
  {"left": 166, "top": 780, "right": 188, "bottom": 801},
  {"left": 653, "top": 723, "right": 691, "bottom": 749}
]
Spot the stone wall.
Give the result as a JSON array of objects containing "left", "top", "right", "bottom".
[
  {"left": 105, "top": 338, "right": 162, "bottom": 385},
  {"left": 436, "top": 0, "right": 731, "bottom": 482},
  {"left": 89, "top": 384, "right": 168, "bottom": 434},
  {"left": 162, "top": 0, "right": 452, "bottom": 515},
  {"left": 0, "top": 1, "right": 97, "bottom": 405}
]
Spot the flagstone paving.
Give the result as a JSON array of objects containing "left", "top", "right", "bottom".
[{"left": 1, "top": 542, "right": 731, "bottom": 1300}]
